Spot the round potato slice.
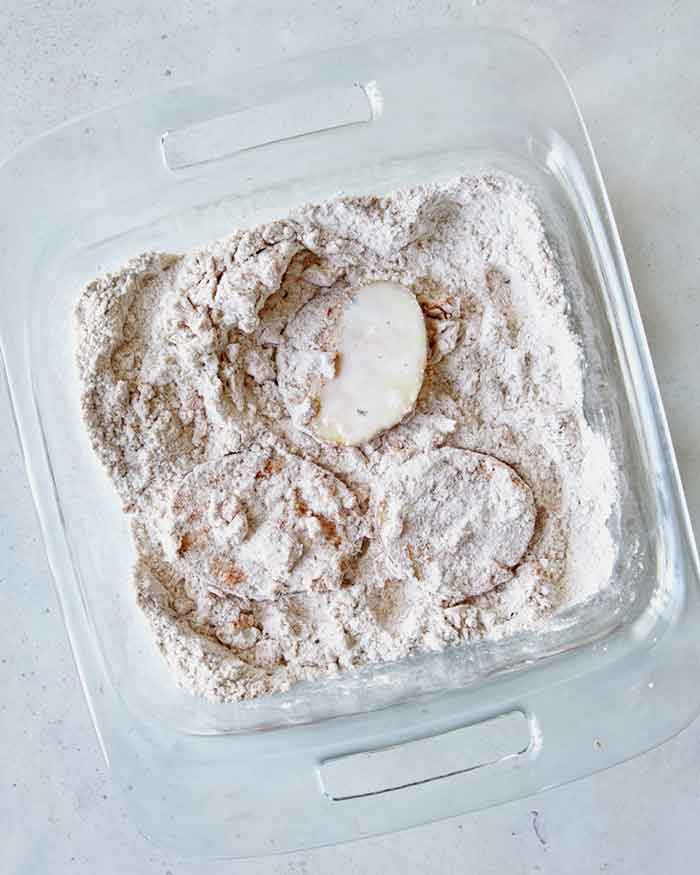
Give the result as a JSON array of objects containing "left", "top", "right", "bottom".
[
  {"left": 161, "top": 444, "right": 366, "bottom": 600},
  {"left": 375, "top": 447, "right": 536, "bottom": 600},
  {"left": 278, "top": 281, "right": 427, "bottom": 446}
]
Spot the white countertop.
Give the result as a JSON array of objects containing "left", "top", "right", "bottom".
[{"left": 2, "top": 1, "right": 699, "bottom": 872}]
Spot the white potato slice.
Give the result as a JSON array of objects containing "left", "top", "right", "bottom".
[
  {"left": 313, "top": 282, "right": 426, "bottom": 445},
  {"left": 278, "top": 281, "right": 428, "bottom": 445}
]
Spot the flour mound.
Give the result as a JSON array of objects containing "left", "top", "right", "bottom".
[{"left": 276, "top": 287, "right": 347, "bottom": 433}]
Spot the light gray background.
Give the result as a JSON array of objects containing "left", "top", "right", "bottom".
[{"left": 2, "top": 1, "right": 699, "bottom": 872}]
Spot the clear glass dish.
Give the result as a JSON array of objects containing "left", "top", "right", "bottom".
[{"left": 2, "top": 28, "right": 699, "bottom": 859}]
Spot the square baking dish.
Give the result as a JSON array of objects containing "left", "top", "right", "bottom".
[{"left": 2, "top": 28, "right": 699, "bottom": 858}]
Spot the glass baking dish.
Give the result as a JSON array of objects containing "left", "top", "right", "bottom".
[{"left": 2, "top": 28, "right": 699, "bottom": 858}]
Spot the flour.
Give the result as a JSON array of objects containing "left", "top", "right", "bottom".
[{"left": 75, "top": 174, "right": 617, "bottom": 702}]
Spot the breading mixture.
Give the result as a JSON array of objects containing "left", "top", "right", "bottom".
[{"left": 75, "top": 174, "right": 616, "bottom": 702}]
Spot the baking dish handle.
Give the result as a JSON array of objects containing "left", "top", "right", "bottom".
[
  {"left": 160, "top": 82, "right": 381, "bottom": 171},
  {"left": 319, "top": 710, "right": 532, "bottom": 801}
]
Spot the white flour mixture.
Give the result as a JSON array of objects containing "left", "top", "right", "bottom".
[{"left": 75, "top": 174, "right": 617, "bottom": 702}]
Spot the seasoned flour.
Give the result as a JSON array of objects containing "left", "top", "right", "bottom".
[{"left": 75, "top": 174, "right": 617, "bottom": 702}]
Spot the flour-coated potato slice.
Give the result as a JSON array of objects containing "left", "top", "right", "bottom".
[
  {"left": 375, "top": 447, "right": 536, "bottom": 600},
  {"left": 161, "top": 444, "right": 366, "bottom": 599}
]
